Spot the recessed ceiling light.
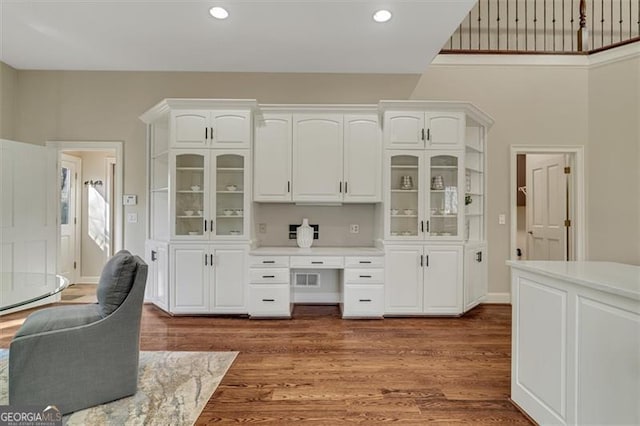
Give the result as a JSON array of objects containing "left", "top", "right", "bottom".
[
  {"left": 373, "top": 9, "right": 392, "bottom": 23},
  {"left": 209, "top": 6, "right": 229, "bottom": 20}
]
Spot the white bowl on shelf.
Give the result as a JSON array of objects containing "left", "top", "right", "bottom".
[
  {"left": 229, "top": 230, "right": 240, "bottom": 235},
  {"left": 225, "top": 184, "right": 237, "bottom": 191},
  {"left": 223, "top": 209, "right": 234, "bottom": 216},
  {"left": 184, "top": 210, "right": 194, "bottom": 216},
  {"left": 401, "top": 231, "right": 412, "bottom": 236},
  {"left": 191, "top": 185, "right": 200, "bottom": 191},
  {"left": 234, "top": 209, "right": 243, "bottom": 216},
  {"left": 390, "top": 208, "right": 399, "bottom": 215},
  {"left": 197, "top": 210, "right": 203, "bottom": 216},
  {"left": 188, "top": 231, "right": 198, "bottom": 236},
  {"left": 403, "top": 209, "right": 414, "bottom": 216},
  {"left": 390, "top": 231, "right": 399, "bottom": 236}
]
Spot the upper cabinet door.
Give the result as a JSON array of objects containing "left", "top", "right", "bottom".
[
  {"left": 384, "top": 112, "right": 425, "bottom": 150},
  {"left": 254, "top": 114, "right": 292, "bottom": 202},
  {"left": 171, "top": 150, "right": 210, "bottom": 240},
  {"left": 211, "top": 110, "right": 251, "bottom": 149},
  {"left": 171, "top": 110, "right": 210, "bottom": 148},
  {"left": 343, "top": 115, "right": 382, "bottom": 203},
  {"left": 292, "top": 114, "right": 344, "bottom": 202},
  {"left": 212, "top": 151, "right": 250, "bottom": 240},
  {"left": 425, "top": 112, "right": 465, "bottom": 149}
]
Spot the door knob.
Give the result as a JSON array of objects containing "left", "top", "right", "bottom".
[{"left": 528, "top": 231, "right": 534, "bottom": 235}]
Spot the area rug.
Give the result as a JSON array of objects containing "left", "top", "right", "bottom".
[{"left": 0, "top": 350, "right": 237, "bottom": 425}]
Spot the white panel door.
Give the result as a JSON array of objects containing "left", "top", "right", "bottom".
[
  {"left": 343, "top": 114, "right": 382, "bottom": 202},
  {"left": 526, "top": 154, "right": 567, "bottom": 260},
  {"left": 384, "top": 112, "right": 425, "bottom": 149},
  {"left": 423, "top": 245, "right": 462, "bottom": 314},
  {"left": 171, "top": 244, "right": 210, "bottom": 313},
  {"left": 211, "top": 110, "right": 251, "bottom": 149},
  {"left": 292, "top": 114, "right": 343, "bottom": 202},
  {"left": 171, "top": 110, "right": 209, "bottom": 148},
  {"left": 211, "top": 246, "right": 248, "bottom": 313},
  {"left": 253, "top": 114, "right": 292, "bottom": 202},
  {"left": 425, "top": 112, "right": 465, "bottom": 148},
  {"left": 464, "top": 246, "right": 487, "bottom": 311},
  {"left": 59, "top": 154, "right": 80, "bottom": 284},
  {"left": 384, "top": 245, "right": 423, "bottom": 314}
]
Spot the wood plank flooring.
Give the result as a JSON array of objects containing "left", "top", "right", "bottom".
[{"left": 1, "top": 302, "right": 531, "bottom": 424}]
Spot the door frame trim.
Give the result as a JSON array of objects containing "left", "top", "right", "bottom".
[
  {"left": 47, "top": 141, "right": 124, "bottom": 271},
  {"left": 509, "top": 145, "right": 586, "bottom": 261}
]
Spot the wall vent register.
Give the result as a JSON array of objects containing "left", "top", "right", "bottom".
[{"left": 294, "top": 272, "right": 320, "bottom": 287}]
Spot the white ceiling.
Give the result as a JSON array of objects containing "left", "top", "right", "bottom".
[{"left": 1, "top": 0, "right": 475, "bottom": 74}]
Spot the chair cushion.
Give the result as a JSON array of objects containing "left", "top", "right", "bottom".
[
  {"left": 96, "top": 250, "right": 138, "bottom": 317},
  {"left": 14, "top": 304, "right": 103, "bottom": 338}
]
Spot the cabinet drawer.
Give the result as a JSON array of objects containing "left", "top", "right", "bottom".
[
  {"left": 249, "top": 268, "right": 290, "bottom": 284},
  {"left": 344, "top": 268, "right": 384, "bottom": 284},
  {"left": 249, "top": 256, "right": 290, "bottom": 268},
  {"left": 344, "top": 256, "right": 384, "bottom": 268},
  {"left": 342, "top": 285, "right": 384, "bottom": 318},
  {"left": 249, "top": 285, "right": 290, "bottom": 317},
  {"left": 290, "top": 256, "right": 344, "bottom": 269}
]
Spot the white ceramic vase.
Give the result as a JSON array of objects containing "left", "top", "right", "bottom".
[{"left": 296, "top": 218, "right": 313, "bottom": 248}]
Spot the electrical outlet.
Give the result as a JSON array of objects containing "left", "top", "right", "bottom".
[
  {"left": 127, "top": 213, "right": 138, "bottom": 223},
  {"left": 350, "top": 224, "right": 360, "bottom": 234},
  {"left": 258, "top": 223, "right": 267, "bottom": 233},
  {"left": 498, "top": 214, "right": 506, "bottom": 225}
]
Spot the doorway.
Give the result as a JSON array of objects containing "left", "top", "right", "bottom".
[
  {"left": 510, "top": 146, "right": 586, "bottom": 261},
  {"left": 48, "top": 141, "right": 124, "bottom": 283}
]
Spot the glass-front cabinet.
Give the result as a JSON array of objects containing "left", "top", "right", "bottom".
[
  {"left": 386, "top": 151, "right": 463, "bottom": 240},
  {"left": 171, "top": 150, "right": 249, "bottom": 240}
]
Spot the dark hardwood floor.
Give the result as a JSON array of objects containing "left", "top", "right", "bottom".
[{"left": 1, "top": 302, "right": 531, "bottom": 424}]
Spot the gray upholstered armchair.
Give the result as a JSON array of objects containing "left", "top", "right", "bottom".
[{"left": 9, "top": 250, "right": 148, "bottom": 415}]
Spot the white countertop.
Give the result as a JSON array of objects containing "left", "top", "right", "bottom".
[
  {"left": 250, "top": 246, "right": 384, "bottom": 256},
  {"left": 507, "top": 261, "right": 640, "bottom": 301}
]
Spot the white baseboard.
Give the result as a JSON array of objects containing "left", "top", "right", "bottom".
[
  {"left": 293, "top": 292, "right": 341, "bottom": 304},
  {"left": 78, "top": 276, "right": 99, "bottom": 284},
  {"left": 483, "top": 292, "right": 511, "bottom": 304}
]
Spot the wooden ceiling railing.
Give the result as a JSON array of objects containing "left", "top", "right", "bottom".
[{"left": 441, "top": 0, "right": 640, "bottom": 55}]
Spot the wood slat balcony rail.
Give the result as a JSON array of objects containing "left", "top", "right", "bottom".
[{"left": 442, "top": 0, "right": 640, "bottom": 54}]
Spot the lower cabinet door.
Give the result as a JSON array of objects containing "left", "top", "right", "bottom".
[
  {"left": 464, "top": 245, "right": 487, "bottom": 311},
  {"left": 154, "top": 242, "right": 169, "bottom": 311},
  {"left": 249, "top": 284, "right": 291, "bottom": 317},
  {"left": 211, "top": 246, "right": 248, "bottom": 313},
  {"left": 171, "top": 244, "right": 210, "bottom": 313},
  {"left": 423, "top": 245, "right": 463, "bottom": 314},
  {"left": 342, "top": 285, "right": 384, "bottom": 318},
  {"left": 385, "top": 245, "right": 424, "bottom": 314}
]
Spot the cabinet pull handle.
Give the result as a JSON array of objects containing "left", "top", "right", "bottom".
[
  {"left": 205, "top": 253, "right": 208, "bottom": 266},
  {"left": 210, "top": 220, "right": 214, "bottom": 233},
  {"left": 421, "top": 128, "right": 425, "bottom": 141},
  {"left": 210, "top": 127, "right": 214, "bottom": 140},
  {"left": 287, "top": 181, "right": 291, "bottom": 193},
  {"left": 262, "top": 260, "right": 275, "bottom": 264},
  {"left": 359, "top": 275, "right": 372, "bottom": 278},
  {"left": 426, "top": 221, "right": 430, "bottom": 232},
  {"left": 420, "top": 255, "right": 423, "bottom": 267},
  {"left": 151, "top": 250, "right": 157, "bottom": 261},
  {"left": 205, "top": 127, "right": 208, "bottom": 140},
  {"left": 262, "top": 275, "right": 275, "bottom": 278},
  {"left": 210, "top": 254, "right": 214, "bottom": 266},
  {"left": 359, "top": 299, "right": 372, "bottom": 302},
  {"left": 345, "top": 182, "right": 348, "bottom": 193},
  {"left": 425, "top": 255, "right": 429, "bottom": 267},
  {"left": 476, "top": 251, "right": 482, "bottom": 262},
  {"left": 262, "top": 298, "right": 275, "bottom": 302},
  {"left": 339, "top": 181, "right": 342, "bottom": 193},
  {"left": 204, "top": 219, "right": 207, "bottom": 232},
  {"left": 426, "top": 128, "right": 431, "bottom": 141},
  {"left": 421, "top": 220, "right": 424, "bottom": 233},
  {"left": 359, "top": 261, "right": 371, "bottom": 264},
  {"left": 311, "top": 261, "right": 324, "bottom": 264}
]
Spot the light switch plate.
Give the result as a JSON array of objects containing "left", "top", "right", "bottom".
[
  {"left": 498, "top": 214, "right": 506, "bottom": 225},
  {"left": 123, "top": 194, "right": 137, "bottom": 206}
]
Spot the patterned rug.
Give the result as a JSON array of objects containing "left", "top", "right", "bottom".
[{"left": 0, "top": 350, "right": 237, "bottom": 425}]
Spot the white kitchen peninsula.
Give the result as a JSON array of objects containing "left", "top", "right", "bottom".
[{"left": 508, "top": 260, "right": 640, "bottom": 426}]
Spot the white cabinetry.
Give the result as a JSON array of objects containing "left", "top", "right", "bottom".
[
  {"left": 293, "top": 114, "right": 344, "bottom": 202},
  {"left": 144, "top": 240, "right": 169, "bottom": 311},
  {"left": 249, "top": 256, "right": 291, "bottom": 318},
  {"left": 254, "top": 110, "right": 382, "bottom": 203},
  {"left": 341, "top": 256, "right": 385, "bottom": 318},
  {"left": 171, "top": 109, "right": 251, "bottom": 149},
  {"left": 171, "top": 150, "right": 250, "bottom": 240},
  {"left": 464, "top": 244, "right": 487, "bottom": 311},
  {"left": 385, "top": 245, "right": 462, "bottom": 315},
  {"left": 384, "top": 111, "right": 464, "bottom": 149},
  {"left": 253, "top": 114, "right": 292, "bottom": 202},
  {"left": 171, "top": 244, "right": 248, "bottom": 314}
]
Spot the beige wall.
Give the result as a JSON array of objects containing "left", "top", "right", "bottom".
[
  {"left": 587, "top": 56, "right": 640, "bottom": 264},
  {"left": 0, "top": 62, "right": 18, "bottom": 140},
  {"left": 14, "top": 71, "right": 420, "bottom": 256},
  {"left": 410, "top": 63, "right": 590, "bottom": 295}
]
